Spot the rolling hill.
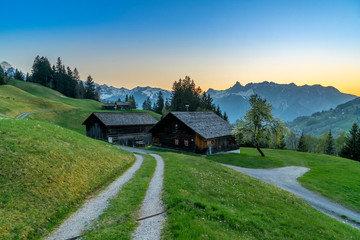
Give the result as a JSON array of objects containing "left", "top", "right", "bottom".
[
  {"left": 0, "top": 118, "right": 134, "bottom": 239},
  {"left": 2, "top": 79, "right": 161, "bottom": 134},
  {"left": 288, "top": 97, "right": 360, "bottom": 136}
]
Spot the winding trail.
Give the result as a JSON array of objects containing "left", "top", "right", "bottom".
[
  {"left": 223, "top": 164, "right": 360, "bottom": 230},
  {"left": 16, "top": 109, "right": 63, "bottom": 119},
  {"left": 45, "top": 154, "right": 144, "bottom": 240},
  {"left": 132, "top": 154, "right": 166, "bottom": 240}
]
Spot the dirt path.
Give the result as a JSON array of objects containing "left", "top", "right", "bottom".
[
  {"left": 223, "top": 164, "right": 360, "bottom": 230},
  {"left": 132, "top": 154, "right": 165, "bottom": 240},
  {"left": 45, "top": 154, "right": 144, "bottom": 240},
  {"left": 15, "top": 109, "right": 62, "bottom": 119}
]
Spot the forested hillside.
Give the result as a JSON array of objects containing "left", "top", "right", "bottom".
[{"left": 288, "top": 98, "right": 360, "bottom": 136}]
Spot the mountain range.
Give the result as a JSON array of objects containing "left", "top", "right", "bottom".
[{"left": 98, "top": 81, "right": 357, "bottom": 123}]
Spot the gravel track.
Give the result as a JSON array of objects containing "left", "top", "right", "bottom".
[
  {"left": 15, "top": 109, "right": 64, "bottom": 119},
  {"left": 223, "top": 164, "right": 360, "bottom": 230},
  {"left": 45, "top": 154, "right": 144, "bottom": 240},
  {"left": 132, "top": 154, "right": 165, "bottom": 240}
]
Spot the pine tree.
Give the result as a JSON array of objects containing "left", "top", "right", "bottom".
[
  {"left": 325, "top": 130, "right": 335, "bottom": 155},
  {"left": 142, "top": 97, "right": 152, "bottom": 111},
  {"left": 84, "top": 75, "right": 96, "bottom": 100},
  {"left": 154, "top": 91, "right": 164, "bottom": 114},
  {"left": 25, "top": 72, "right": 30, "bottom": 81},
  {"left": 223, "top": 112, "right": 229, "bottom": 122},
  {"left": 74, "top": 81, "right": 85, "bottom": 98},
  {"left": 297, "top": 132, "right": 307, "bottom": 152},
  {"left": 0, "top": 65, "right": 5, "bottom": 85},
  {"left": 127, "top": 95, "right": 137, "bottom": 109},
  {"left": 340, "top": 123, "right": 359, "bottom": 161},
  {"left": 31, "top": 56, "right": 53, "bottom": 86},
  {"left": 14, "top": 68, "right": 24, "bottom": 81}
]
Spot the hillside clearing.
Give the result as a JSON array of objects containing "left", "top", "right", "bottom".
[
  {"left": 6, "top": 79, "right": 161, "bottom": 134},
  {"left": 0, "top": 85, "right": 69, "bottom": 118},
  {"left": 208, "top": 148, "right": 360, "bottom": 213},
  {"left": 0, "top": 118, "right": 134, "bottom": 239},
  {"left": 160, "top": 152, "right": 360, "bottom": 239}
]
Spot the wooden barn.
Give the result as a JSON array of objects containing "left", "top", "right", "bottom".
[
  {"left": 102, "top": 101, "right": 130, "bottom": 110},
  {"left": 150, "top": 111, "right": 238, "bottom": 154},
  {"left": 82, "top": 112, "right": 158, "bottom": 146}
]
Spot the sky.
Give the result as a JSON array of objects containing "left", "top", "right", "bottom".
[{"left": 1, "top": 0, "right": 359, "bottom": 95}]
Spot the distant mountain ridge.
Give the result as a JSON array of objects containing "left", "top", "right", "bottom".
[
  {"left": 287, "top": 97, "right": 360, "bottom": 136},
  {"left": 98, "top": 81, "right": 356, "bottom": 123},
  {"left": 207, "top": 81, "right": 356, "bottom": 122}
]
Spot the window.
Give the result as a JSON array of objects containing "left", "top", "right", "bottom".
[
  {"left": 174, "top": 138, "right": 179, "bottom": 145},
  {"left": 184, "top": 139, "right": 189, "bottom": 147}
]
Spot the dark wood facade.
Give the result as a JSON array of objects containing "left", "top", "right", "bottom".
[
  {"left": 150, "top": 112, "right": 237, "bottom": 154},
  {"left": 83, "top": 112, "right": 157, "bottom": 146}
]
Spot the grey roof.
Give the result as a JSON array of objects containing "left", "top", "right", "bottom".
[
  {"left": 171, "top": 111, "right": 233, "bottom": 140},
  {"left": 102, "top": 101, "right": 130, "bottom": 106},
  {"left": 85, "top": 112, "right": 158, "bottom": 126}
]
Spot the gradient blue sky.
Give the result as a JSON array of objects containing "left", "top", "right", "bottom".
[{"left": 1, "top": 0, "right": 359, "bottom": 94}]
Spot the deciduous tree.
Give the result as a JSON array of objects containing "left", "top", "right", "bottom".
[{"left": 233, "top": 94, "right": 282, "bottom": 157}]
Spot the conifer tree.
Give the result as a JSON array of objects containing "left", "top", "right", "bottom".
[
  {"left": 84, "top": 75, "right": 96, "bottom": 100},
  {"left": 154, "top": 91, "right": 164, "bottom": 114},
  {"left": 142, "top": 97, "right": 152, "bottom": 111},
  {"left": 297, "top": 132, "right": 307, "bottom": 152},
  {"left": 14, "top": 68, "right": 24, "bottom": 81},
  {"left": 0, "top": 65, "right": 5, "bottom": 85},
  {"left": 340, "top": 123, "right": 359, "bottom": 161},
  {"left": 325, "top": 130, "right": 335, "bottom": 155}
]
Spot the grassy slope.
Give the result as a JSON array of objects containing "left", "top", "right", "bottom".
[
  {"left": 0, "top": 118, "right": 134, "bottom": 239},
  {"left": 208, "top": 148, "right": 360, "bottom": 213},
  {"left": 8, "top": 79, "right": 161, "bottom": 134},
  {"left": 0, "top": 85, "right": 69, "bottom": 117},
  {"left": 84, "top": 155, "right": 156, "bottom": 240},
  {"left": 160, "top": 152, "right": 360, "bottom": 239}
]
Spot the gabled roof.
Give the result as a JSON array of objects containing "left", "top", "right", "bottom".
[
  {"left": 82, "top": 112, "right": 158, "bottom": 126},
  {"left": 152, "top": 111, "right": 234, "bottom": 140}
]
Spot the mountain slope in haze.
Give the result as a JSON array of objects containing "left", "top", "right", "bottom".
[
  {"left": 98, "top": 84, "right": 172, "bottom": 106},
  {"left": 287, "top": 97, "right": 360, "bottom": 136},
  {"left": 207, "top": 81, "right": 356, "bottom": 122},
  {"left": 99, "top": 81, "right": 356, "bottom": 123}
]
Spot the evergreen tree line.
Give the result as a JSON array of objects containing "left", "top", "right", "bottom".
[
  {"left": 142, "top": 76, "right": 228, "bottom": 121},
  {"left": 27, "top": 56, "right": 99, "bottom": 100},
  {"left": 283, "top": 123, "right": 360, "bottom": 160},
  {"left": 0, "top": 65, "right": 7, "bottom": 85}
]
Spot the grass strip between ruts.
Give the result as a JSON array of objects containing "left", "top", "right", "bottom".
[{"left": 83, "top": 154, "right": 157, "bottom": 240}]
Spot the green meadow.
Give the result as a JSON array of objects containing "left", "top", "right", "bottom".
[
  {"left": 160, "top": 151, "right": 360, "bottom": 239},
  {"left": 208, "top": 148, "right": 360, "bottom": 213},
  {"left": 0, "top": 118, "right": 134, "bottom": 239}
]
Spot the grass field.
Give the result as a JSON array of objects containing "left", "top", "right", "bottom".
[
  {"left": 0, "top": 85, "right": 69, "bottom": 118},
  {"left": 6, "top": 79, "right": 161, "bottom": 134},
  {"left": 208, "top": 148, "right": 360, "bottom": 213},
  {"left": 84, "top": 154, "right": 156, "bottom": 240},
  {"left": 160, "top": 152, "right": 360, "bottom": 239},
  {"left": 0, "top": 118, "right": 134, "bottom": 239}
]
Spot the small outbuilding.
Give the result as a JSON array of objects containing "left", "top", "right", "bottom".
[
  {"left": 149, "top": 111, "right": 237, "bottom": 154},
  {"left": 82, "top": 112, "right": 158, "bottom": 146},
  {"left": 102, "top": 101, "right": 130, "bottom": 110}
]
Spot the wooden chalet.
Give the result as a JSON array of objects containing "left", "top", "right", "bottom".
[
  {"left": 82, "top": 112, "right": 158, "bottom": 146},
  {"left": 102, "top": 101, "right": 130, "bottom": 110},
  {"left": 150, "top": 111, "right": 237, "bottom": 154}
]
